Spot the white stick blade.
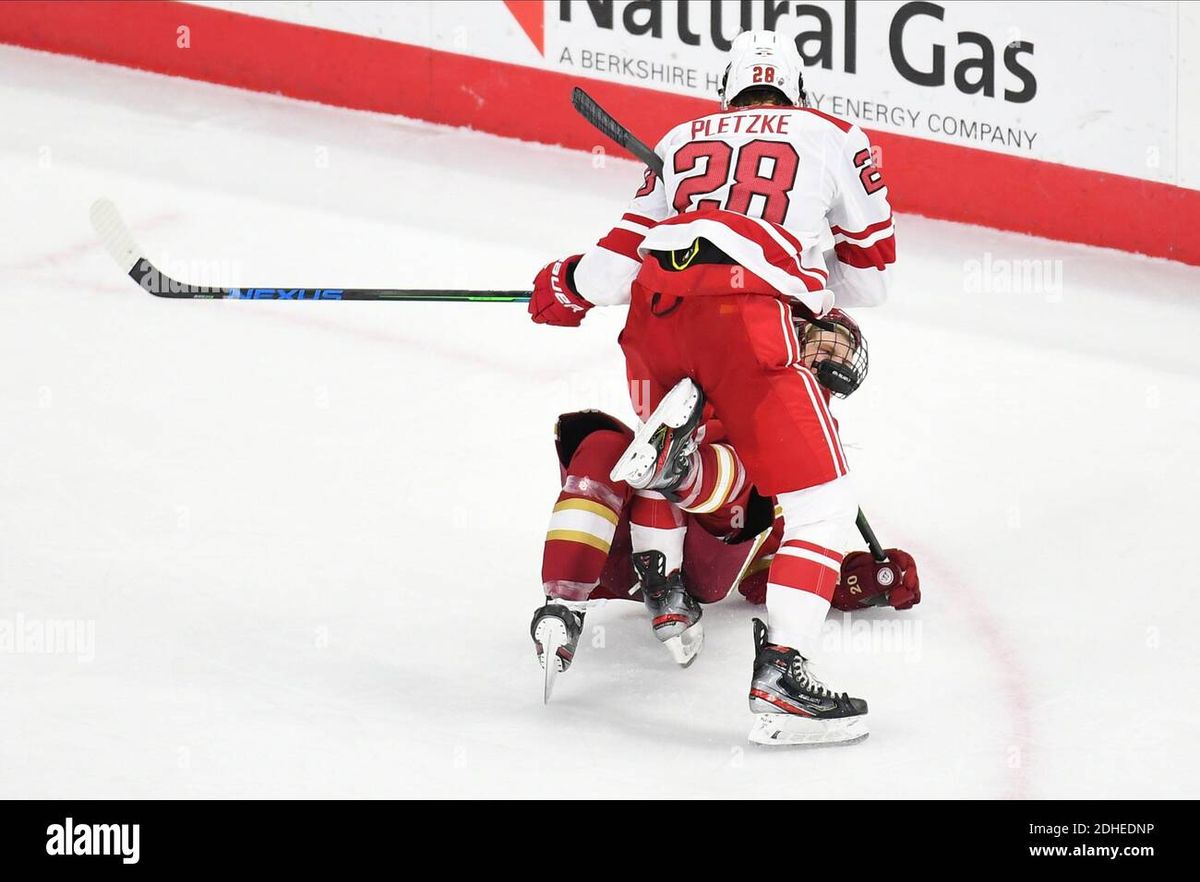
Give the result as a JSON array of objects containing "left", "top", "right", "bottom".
[{"left": 89, "top": 198, "right": 141, "bottom": 275}]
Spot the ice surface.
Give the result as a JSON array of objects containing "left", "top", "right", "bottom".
[{"left": 2, "top": 45, "right": 1198, "bottom": 798}]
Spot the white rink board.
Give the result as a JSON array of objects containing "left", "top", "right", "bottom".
[{"left": 191, "top": 0, "right": 1198, "bottom": 188}]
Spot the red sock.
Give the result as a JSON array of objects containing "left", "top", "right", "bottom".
[
  {"left": 676, "top": 442, "right": 747, "bottom": 514},
  {"left": 541, "top": 430, "right": 632, "bottom": 601}
]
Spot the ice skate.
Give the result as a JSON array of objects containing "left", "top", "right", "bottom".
[
  {"left": 747, "top": 618, "right": 868, "bottom": 746},
  {"left": 531, "top": 602, "right": 584, "bottom": 703},
  {"left": 633, "top": 550, "right": 703, "bottom": 666},
  {"left": 610, "top": 377, "right": 704, "bottom": 491}
]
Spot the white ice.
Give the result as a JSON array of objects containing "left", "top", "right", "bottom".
[{"left": 2, "top": 45, "right": 1198, "bottom": 798}]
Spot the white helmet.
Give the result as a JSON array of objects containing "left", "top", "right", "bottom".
[{"left": 719, "top": 30, "right": 806, "bottom": 110}]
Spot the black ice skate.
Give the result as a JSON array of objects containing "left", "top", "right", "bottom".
[
  {"left": 633, "top": 550, "right": 703, "bottom": 667},
  {"left": 531, "top": 602, "right": 584, "bottom": 704},
  {"left": 610, "top": 377, "right": 705, "bottom": 492},
  {"left": 747, "top": 618, "right": 869, "bottom": 746}
]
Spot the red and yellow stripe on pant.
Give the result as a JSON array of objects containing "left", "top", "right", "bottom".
[
  {"left": 542, "top": 494, "right": 623, "bottom": 601},
  {"left": 547, "top": 497, "right": 620, "bottom": 553}
]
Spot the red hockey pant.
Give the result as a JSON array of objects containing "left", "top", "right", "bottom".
[{"left": 620, "top": 286, "right": 847, "bottom": 497}]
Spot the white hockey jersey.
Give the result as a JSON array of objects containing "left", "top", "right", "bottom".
[{"left": 574, "top": 105, "right": 895, "bottom": 309}]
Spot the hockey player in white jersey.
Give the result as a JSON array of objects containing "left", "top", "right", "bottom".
[
  {"left": 528, "top": 30, "right": 896, "bottom": 745},
  {"left": 535, "top": 32, "right": 894, "bottom": 320}
]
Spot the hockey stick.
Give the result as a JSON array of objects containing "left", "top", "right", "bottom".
[
  {"left": 572, "top": 88, "right": 665, "bottom": 178},
  {"left": 90, "top": 95, "right": 654, "bottom": 301},
  {"left": 88, "top": 200, "right": 530, "bottom": 303},
  {"left": 856, "top": 509, "right": 888, "bottom": 563},
  {"left": 570, "top": 88, "right": 891, "bottom": 564}
]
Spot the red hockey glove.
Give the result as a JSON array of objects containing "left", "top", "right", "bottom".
[
  {"left": 832, "top": 548, "right": 921, "bottom": 611},
  {"left": 529, "top": 255, "right": 592, "bottom": 327}
]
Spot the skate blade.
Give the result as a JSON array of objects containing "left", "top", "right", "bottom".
[
  {"left": 534, "top": 617, "right": 569, "bottom": 704},
  {"left": 662, "top": 622, "right": 704, "bottom": 667},
  {"left": 610, "top": 441, "right": 658, "bottom": 487},
  {"left": 748, "top": 713, "right": 869, "bottom": 747},
  {"left": 609, "top": 379, "right": 700, "bottom": 487}
]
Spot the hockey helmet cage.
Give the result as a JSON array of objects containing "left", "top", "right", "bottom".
[{"left": 797, "top": 308, "right": 868, "bottom": 398}]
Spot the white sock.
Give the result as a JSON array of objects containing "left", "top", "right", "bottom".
[
  {"left": 629, "top": 523, "right": 685, "bottom": 574},
  {"left": 766, "top": 586, "right": 832, "bottom": 658},
  {"left": 767, "top": 477, "right": 858, "bottom": 657}
]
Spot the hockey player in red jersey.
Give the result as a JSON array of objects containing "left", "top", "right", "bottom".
[
  {"left": 528, "top": 31, "right": 896, "bottom": 745},
  {"left": 533, "top": 310, "right": 865, "bottom": 681},
  {"left": 531, "top": 309, "right": 920, "bottom": 701}
]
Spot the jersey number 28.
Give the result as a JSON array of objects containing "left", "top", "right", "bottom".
[{"left": 672, "top": 139, "right": 799, "bottom": 224}]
